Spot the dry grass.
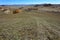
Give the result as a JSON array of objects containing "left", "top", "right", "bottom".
[{"left": 0, "top": 7, "right": 60, "bottom": 40}]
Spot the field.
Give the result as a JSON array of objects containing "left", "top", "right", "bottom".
[{"left": 0, "top": 6, "right": 60, "bottom": 40}]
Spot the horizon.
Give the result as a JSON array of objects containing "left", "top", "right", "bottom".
[{"left": 0, "top": 0, "right": 60, "bottom": 5}]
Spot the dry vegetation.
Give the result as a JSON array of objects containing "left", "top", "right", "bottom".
[{"left": 0, "top": 5, "right": 60, "bottom": 40}]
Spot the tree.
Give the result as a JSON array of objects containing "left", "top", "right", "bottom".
[{"left": 43, "top": 4, "right": 52, "bottom": 7}]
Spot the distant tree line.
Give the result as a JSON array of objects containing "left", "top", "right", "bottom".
[
  {"left": 43, "top": 4, "right": 53, "bottom": 6},
  {"left": 34, "top": 4, "right": 53, "bottom": 7}
]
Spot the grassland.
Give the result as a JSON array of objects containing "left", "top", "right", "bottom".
[{"left": 0, "top": 7, "right": 60, "bottom": 40}]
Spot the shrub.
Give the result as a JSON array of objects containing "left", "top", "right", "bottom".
[{"left": 13, "top": 9, "right": 22, "bottom": 14}]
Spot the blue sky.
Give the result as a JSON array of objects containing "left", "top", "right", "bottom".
[{"left": 0, "top": 0, "right": 60, "bottom": 5}]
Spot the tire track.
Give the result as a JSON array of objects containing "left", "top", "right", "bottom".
[
  {"left": 39, "top": 18, "right": 60, "bottom": 40},
  {"left": 31, "top": 16, "right": 49, "bottom": 40},
  {"left": 31, "top": 16, "right": 60, "bottom": 40}
]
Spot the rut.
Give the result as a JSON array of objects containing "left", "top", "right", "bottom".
[{"left": 32, "top": 16, "right": 60, "bottom": 40}]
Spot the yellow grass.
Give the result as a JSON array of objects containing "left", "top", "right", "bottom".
[{"left": 0, "top": 7, "right": 60, "bottom": 40}]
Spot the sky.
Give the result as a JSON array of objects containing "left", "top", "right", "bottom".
[{"left": 0, "top": 0, "right": 60, "bottom": 5}]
